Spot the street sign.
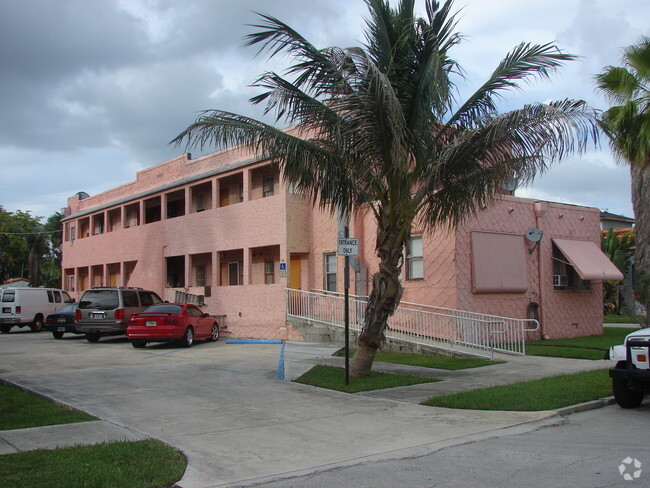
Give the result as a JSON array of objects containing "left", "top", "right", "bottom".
[{"left": 337, "top": 238, "right": 358, "bottom": 256}]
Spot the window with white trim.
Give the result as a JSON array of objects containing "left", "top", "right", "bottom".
[
  {"left": 324, "top": 254, "right": 337, "bottom": 291},
  {"left": 406, "top": 236, "right": 424, "bottom": 280}
]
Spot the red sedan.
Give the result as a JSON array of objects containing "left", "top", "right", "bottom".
[{"left": 127, "top": 303, "right": 220, "bottom": 348}]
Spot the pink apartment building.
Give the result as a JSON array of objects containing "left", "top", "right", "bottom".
[{"left": 61, "top": 146, "right": 622, "bottom": 340}]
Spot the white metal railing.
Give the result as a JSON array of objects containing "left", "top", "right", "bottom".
[
  {"left": 174, "top": 290, "right": 204, "bottom": 306},
  {"left": 286, "top": 288, "right": 539, "bottom": 358}
]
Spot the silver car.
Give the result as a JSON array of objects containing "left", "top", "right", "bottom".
[{"left": 75, "top": 287, "right": 162, "bottom": 342}]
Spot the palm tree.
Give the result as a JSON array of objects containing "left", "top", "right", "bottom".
[
  {"left": 595, "top": 37, "right": 650, "bottom": 325},
  {"left": 173, "top": 0, "right": 598, "bottom": 377}
]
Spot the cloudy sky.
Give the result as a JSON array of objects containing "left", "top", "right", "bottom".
[{"left": 1, "top": 0, "right": 648, "bottom": 221}]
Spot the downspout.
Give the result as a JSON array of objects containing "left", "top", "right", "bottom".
[
  {"left": 162, "top": 245, "right": 167, "bottom": 300},
  {"left": 534, "top": 202, "right": 547, "bottom": 339},
  {"left": 353, "top": 210, "right": 366, "bottom": 297}
]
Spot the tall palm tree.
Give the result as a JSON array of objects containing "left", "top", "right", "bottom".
[
  {"left": 595, "top": 37, "right": 650, "bottom": 325},
  {"left": 173, "top": 0, "right": 598, "bottom": 377}
]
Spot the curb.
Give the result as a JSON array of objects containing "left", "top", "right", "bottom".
[{"left": 555, "top": 396, "right": 616, "bottom": 416}]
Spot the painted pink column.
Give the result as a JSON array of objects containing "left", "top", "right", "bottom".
[
  {"left": 212, "top": 178, "right": 219, "bottom": 209},
  {"left": 242, "top": 168, "right": 250, "bottom": 202},
  {"left": 184, "top": 253, "right": 190, "bottom": 290},
  {"left": 212, "top": 251, "right": 219, "bottom": 290}
]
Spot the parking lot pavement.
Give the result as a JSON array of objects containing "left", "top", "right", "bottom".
[{"left": 0, "top": 332, "right": 571, "bottom": 488}]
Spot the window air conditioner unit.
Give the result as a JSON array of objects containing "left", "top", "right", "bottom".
[{"left": 554, "top": 275, "right": 569, "bottom": 287}]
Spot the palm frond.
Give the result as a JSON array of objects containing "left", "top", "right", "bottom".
[
  {"left": 595, "top": 66, "right": 642, "bottom": 103},
  {"left": 249, "top": 71, "right": 340, "bottom": 128},
  {"left": 449, "top": 42, "right": 576, "bottom": 128},
  {"left": 245, "top": 13, "right": 354, "bottom": 99},
  {"left": 414, "top": 99, "right": 598, "bottom": 229},
  {"left": 624, "top": 36, "right": 650, "bottom": 83},
  {"left": 596, "top": 37, "right": 650, "bottom": 167}
]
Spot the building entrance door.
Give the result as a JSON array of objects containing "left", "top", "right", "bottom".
[{"left": 289, "top": 255, "right": 301, "bottom": 290}]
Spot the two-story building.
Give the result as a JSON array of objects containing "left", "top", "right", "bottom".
[{"left": 61, "top": 145, "right": 623, "bottom": 340}]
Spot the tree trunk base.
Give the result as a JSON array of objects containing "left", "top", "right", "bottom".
[{"left": 350, "top": 340, "right": 379, "bottom": 378}]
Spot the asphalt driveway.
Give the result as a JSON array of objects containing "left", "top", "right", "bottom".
[{"left": 0, "top": 332, "right": 561, "bottom": 488}]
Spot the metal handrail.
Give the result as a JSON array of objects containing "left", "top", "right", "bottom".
[{"left": 287, "top": 288, "right": 539, "bottom": 358}]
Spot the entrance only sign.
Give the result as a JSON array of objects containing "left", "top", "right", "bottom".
[{"left": 337, "top": 238, "right": 359, "bottom": 256}]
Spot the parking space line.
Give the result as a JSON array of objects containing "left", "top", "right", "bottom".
[{"left": 143, "top": 348, "right": 188, "bottom": 359}]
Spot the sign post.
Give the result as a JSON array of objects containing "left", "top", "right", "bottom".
[{"left": 337, "top": 234, "right": 358, "bottom": 385}]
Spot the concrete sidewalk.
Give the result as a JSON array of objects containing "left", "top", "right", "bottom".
[
  {"left": 0, "top": 420, "right": 147, "bottom": 455},
  {"left": 311, "top": 352, "right": 610, "bottom": 404},
  {"left": 0, "top": 335, "right": 615, "bottom": 488}
]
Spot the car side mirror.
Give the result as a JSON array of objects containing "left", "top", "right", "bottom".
[{"left": 203, "top": 313, "right": 209, "bottom": 318}]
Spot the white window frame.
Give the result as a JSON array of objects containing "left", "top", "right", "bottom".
[
  {"left": 324, "top": 254, "right": 337, "bottom": 291},
  {"left": 406, "top": 236, "right": 424, "bottom": 280}
]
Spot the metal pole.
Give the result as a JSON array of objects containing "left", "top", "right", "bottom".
[{"left": 344, "top": 226, "right": 350, "bottom": 385}]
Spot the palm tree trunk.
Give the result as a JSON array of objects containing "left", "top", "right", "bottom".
[
  {"left": 28, "top": 250, "right": 40, "bottom": 288},
  {"left": 350, "top": 221, "right": 405, "bottom": 378},
  {"left": 632, "top": 164, "right": 650, "bottom": 325}
]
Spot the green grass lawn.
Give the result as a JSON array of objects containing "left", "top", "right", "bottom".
[
  {"left": 294, "top": 364, "right": 440, "bottom": 393},
  {"left": 604, "top": 315, "right": 643, "bottom": 324},
  {"left": 0, "top": 383, "right": 186, "bottom": 488},
  {"left": 421, "top": 369, "right": 611, "bottom": 411},
  {"left": 338, "top": 349, "right": 503, "bottom": 370},
  {"left": 526, "top": 327, "right": 638, "bottom": 360},
  {"left": 0, "top": 440, "right": 186, "bottom": 488},
  {"left": 0, "top": 383, "right": 94, "bottom": 430}
]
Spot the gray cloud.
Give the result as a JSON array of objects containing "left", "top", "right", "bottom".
[{"left": 0, "top": 0, "right": 645, "bottom": 221}]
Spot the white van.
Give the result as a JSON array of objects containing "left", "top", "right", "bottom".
[{"left": 0, "top": 288, "right": 74, "bottom": 333}]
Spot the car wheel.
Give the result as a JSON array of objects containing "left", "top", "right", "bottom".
[
  {"left": 209, "top": 323, "right": 220, "bottom": 342},
  {"left": 52, "top": 331, "right": 64, "bottom": 339},
  {"left": 131, "top": 341, "right": 146, "bottom": 348},
  {"left": 85, "top": 332, "right": 101, "bottom": 343},
  {"left": 30, "top": 316, "right": 43, "bottom": 332},
  {"left": 612, "top": 361, "right": 645, "bottom": 409},
  {"left": 1, "top": 325, "right": 11, "bottom": 333},
  {"left": 181, "top": 327, "right": 194, "bottom": 347}
]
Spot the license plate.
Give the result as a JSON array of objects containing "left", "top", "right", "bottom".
[
  {"left": 57, "top": 327, "right": 65, "bottom": 332},
  {"left": 146, "top": 320, "right": 157, "bottom": 327},
  {"left": 2, "top": 308, "right": 10, "bottom": 313},
  {"left": 57, "top": 318, "right": 67, "bottom": 323},
  {"left": 90, "top": 312, "right": 105, "bottom": 319}
]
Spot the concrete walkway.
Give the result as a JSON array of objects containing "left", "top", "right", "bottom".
[
  {"left": 0, "top": 334, "right": 616, "bottom": 488},
  {"left": 310, "top": 352, "right": 610, "bottom": 404},
  {"left": 0, "top": 420, "right": 147, "bottom": 455}
]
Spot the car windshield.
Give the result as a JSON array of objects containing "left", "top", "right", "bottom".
[
  {"left": 78, "top": 290, "right": 119, "bottom": 310},
  {"left": 141, "top": 304, "right": 182, "bottom": 314},
  {"left": 57, "top": 304, "right": 77, "bottom": 314}
]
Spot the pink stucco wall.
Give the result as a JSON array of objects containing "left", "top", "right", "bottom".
[
  {"left": 453, "top": 197, "right": 603, "bottom": 338},
  {"left": 62, "top": 145, "right": 608, "bottom": 341},
  {"left": 62, "top": 149, "right": 306, "bottom": 339}
]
